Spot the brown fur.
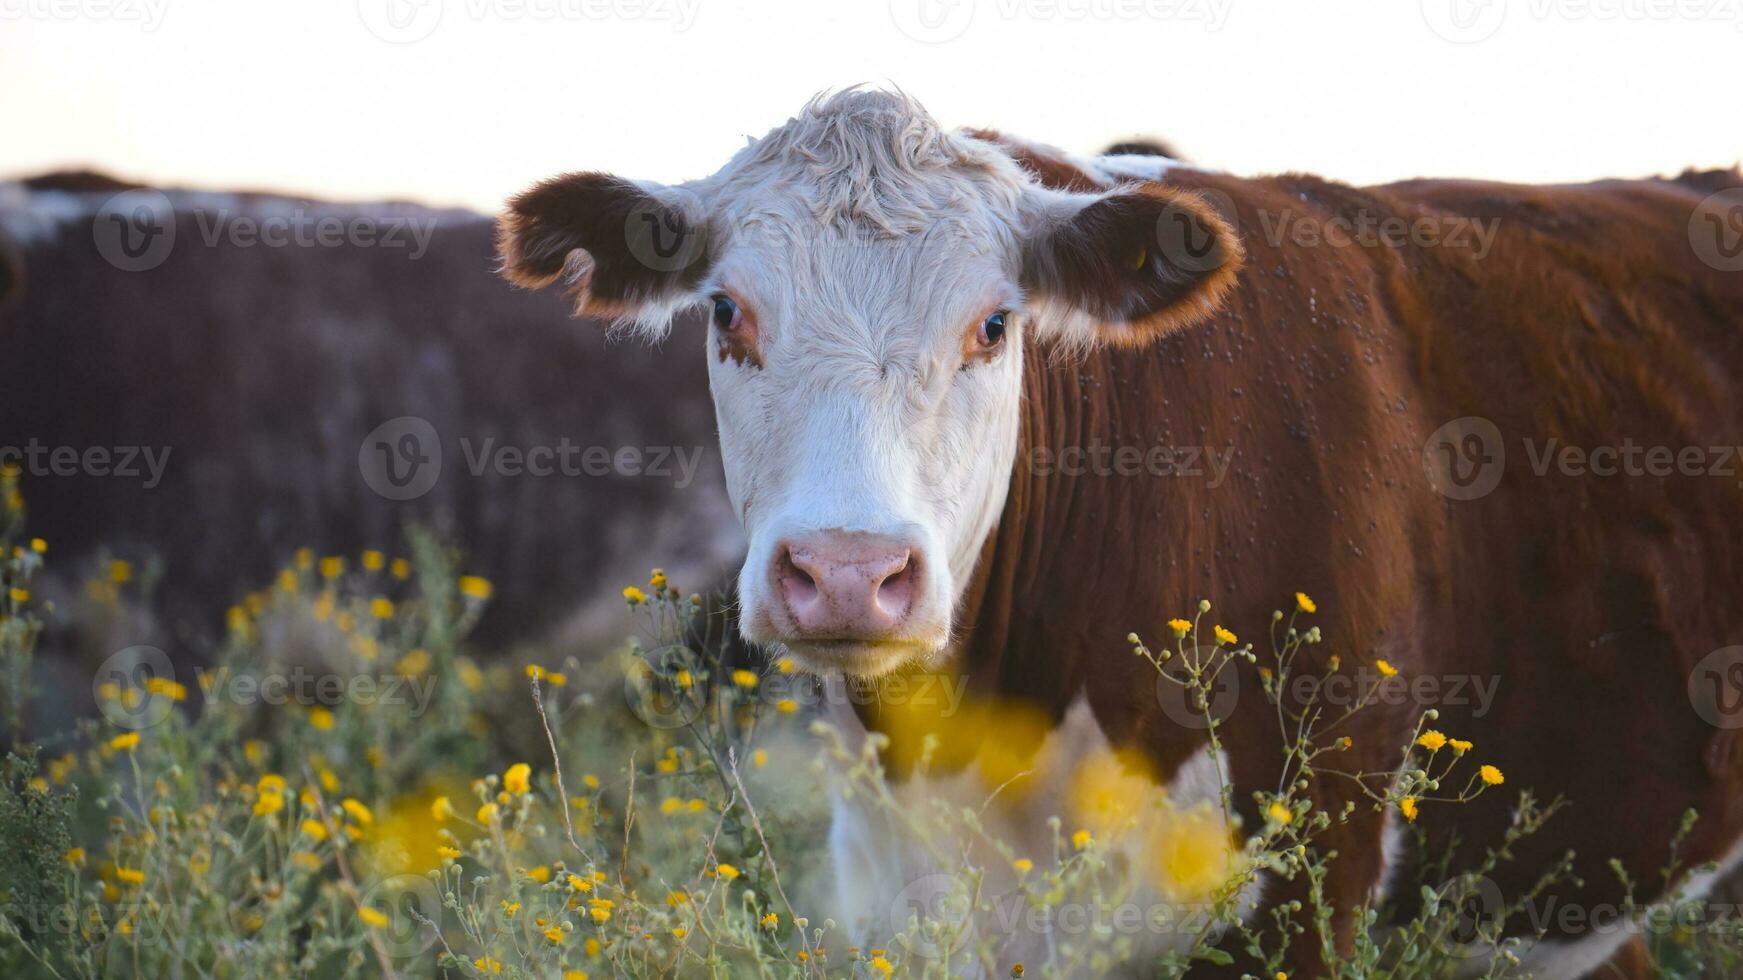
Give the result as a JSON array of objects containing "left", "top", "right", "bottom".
[{"left": 964, "top": 127, "right": 1108, "bottom": 193}]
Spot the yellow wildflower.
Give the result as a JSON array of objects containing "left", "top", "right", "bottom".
[
  {"left": 340, "top": 798, "right": 374, "bottom": 825},
  {"left": 64, "top": 847, "right": 86, "bottom": 867},
  {"left": 504, "top": 763, "right": 532, "bottom": 795},
  {"left": 390, "top": 557, "right": 410, "bottom": 578},
  {"left": 667, "top": 890, "right": 689, "bottom": 906},
  {"left": 731, "top": 669, "right": 759, "bottom": 688},
  {"left": 474, "top": 958, "right": 502, "bottom": 974},
  {"left": 1012, "top": 858, "right": 1033, "bottom": 873},
  {"left": 253, "top": 793, "right": 284, "bottom": 817},
  {"left": 525, "top": 865, "right": 551, "bottom": 883},
  {"left": 1417, "top": 730, "right": 1448, "bottom": 752},
  {"left": 1267, "top": 801, "right": 1293, "bottom": 825},
  {"left": 115, "top": 867, "right": 146, "bottom": 886},
  {"left": 301, "top": 819, "right": 328, "bottom": 841},
  {"left": 430, "top": 796, "right": 453, "bottom": 822},
  {"left": 359, "top": 907, "right": 389, "bottom": 928},
  {"left": 1072, "top": 829, "right": 1093, "bottom": 850},
  {"left": 1374, "top": 659, "right": 1399, "bottom": 678},
  {"left": 1480, "top": 765, "right": 1505, "bottom": 786},
  {"left": 1213, "top": 625, "right": 1237, "bottom": 645},
  {"left": 369, "top": 596, "right": 394, "bottom": 619},
  {"left": 319, "top": 556, "right": 344, "bottom": 579},
  {"left": 108, "top": 732, "right": 140, "bottom": 752},
  {"left": 308, "top": 706, "right": 335, "bottom": 731},
  {"left": 545, "top": 926, "right": 566, "bottom": 943},
  {"left": 458, "top": 575, "right": 493, "bottom": 600},
  {"left": 1168, "top": 618, "right": 1191, "bottom": 636},
  {"left": 30, "top": 537, "right": 47, "bottom": 553},
  {"left": 1449, "top": 738, "right": 1473, "bottom": 754},
  {"left": 1295, "top": 592, "right": 1316, "bottom": 614},
  {"left": 1400, "top": 796, "right": 1419, "bottom": 823},
  {"left": 109, "top": 559, "right": 132, "bottom": 584},
  {"left": 715, "top": 863, "right": 740, "bottom": 880},
  {"left": 622, "top": 585, "right": 646, "bottom": 605}
]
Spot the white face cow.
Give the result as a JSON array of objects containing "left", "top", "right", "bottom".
[{"left": 500, "top": 90, "right": 1240, "bottom": 678}]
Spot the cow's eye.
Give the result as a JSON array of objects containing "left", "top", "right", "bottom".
[
  {"left": 978, "top": 311, "right": 1008, "bottom": 348},
  {"left": 711, "top": 294, "right": 740, "bottom": 332}
]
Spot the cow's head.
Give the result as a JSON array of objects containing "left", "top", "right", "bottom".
[{"left": 501, "top": 90, "right": 1240, "bottom": 677}]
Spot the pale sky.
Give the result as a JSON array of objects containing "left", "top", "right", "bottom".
[{"left": 2, "top": 0, "right": 1738, "bottom": 213}]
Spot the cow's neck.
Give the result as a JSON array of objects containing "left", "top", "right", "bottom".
[{"left": 854, "top": 337, "right": 1222, "bottom": 780}]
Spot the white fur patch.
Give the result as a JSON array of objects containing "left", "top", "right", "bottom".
[{"left": 826, "top": 693, "right": 1263, "bottom": 976}]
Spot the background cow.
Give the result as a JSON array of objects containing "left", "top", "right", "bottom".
[{"left": 0, "top": 174, "right": 742, "bottom": 737}]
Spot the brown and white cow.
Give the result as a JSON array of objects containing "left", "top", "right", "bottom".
[{"left": 500, "top": 90, "right": 1743, "bottom": 976}]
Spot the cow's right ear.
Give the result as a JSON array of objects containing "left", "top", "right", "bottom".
[{"left": 498, "top": 173, "right": 711, "bottom": 333}]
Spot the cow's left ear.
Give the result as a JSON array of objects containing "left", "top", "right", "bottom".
[{"left": 1019, "top": 185, "right": 1242, "bottom": 348}]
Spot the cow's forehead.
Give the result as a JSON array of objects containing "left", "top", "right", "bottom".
[{"left": 703, "top": 89, "right": 1034, "bottom": 238}]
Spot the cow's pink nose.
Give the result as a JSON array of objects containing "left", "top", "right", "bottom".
[{"left": 775, "top": 532, "right": 920, "bottom": 639}]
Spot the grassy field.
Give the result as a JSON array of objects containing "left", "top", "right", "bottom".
[{"left": 1, "top": 466, "right": 1740, "bottom": 978}]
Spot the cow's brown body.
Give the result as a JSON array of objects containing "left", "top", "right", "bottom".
[{"left": 865, "top": 163, "right": 1743, "bottom": 969}]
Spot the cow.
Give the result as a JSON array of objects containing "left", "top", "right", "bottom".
[
  {"left": 498, "top": 89, "right": 1743, "bottom": 976},
  {"left": 0, "top": 174, "right": 742, "bottom": 736}
]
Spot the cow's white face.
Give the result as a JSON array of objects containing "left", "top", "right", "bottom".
[{"left": 500, "top": 90, "right": 1241, "bottom": 678}]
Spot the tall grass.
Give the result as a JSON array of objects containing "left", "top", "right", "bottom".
[{"left": 0, "top": 470, "right": 1737, "bottom": 977}]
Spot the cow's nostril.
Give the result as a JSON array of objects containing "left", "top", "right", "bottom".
[
  {"left": 874, "top": 552, "right": 915, "bottom": 615},
  {"left": 777, "top": 547, "right": 818, "bottom": 604}
]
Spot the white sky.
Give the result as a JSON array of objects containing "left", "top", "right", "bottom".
[{"left": 2, "top": 0, "right": 1738, "bottom": 213}]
